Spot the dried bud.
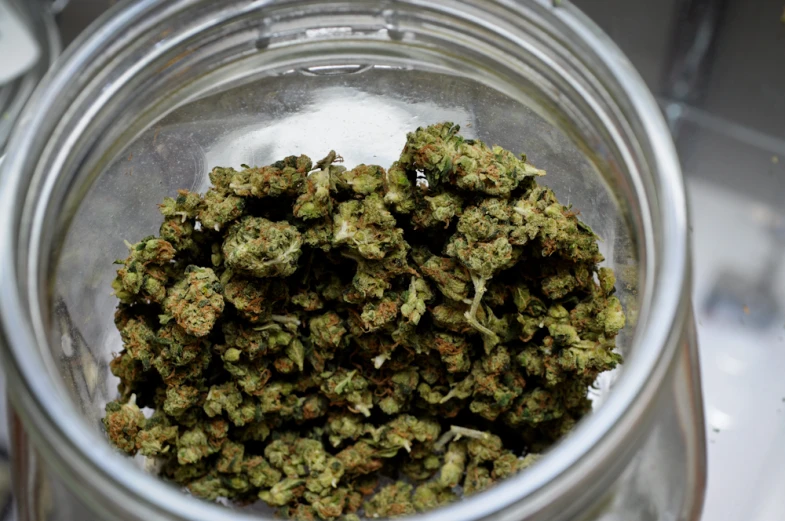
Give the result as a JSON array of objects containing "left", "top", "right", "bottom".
[
  {"left": 332, "top": 194, "right": 404, "bottom": 260},
  {"left": 363, "top": 482, "right": 415, "bottom": 518},
  {"left": 159, "top": 190, "right": 202, "bottom": 221},
  {"left": 294, "top": 152, "right": 338, "bottom": 220},
  {"left": 336, "top": 164, "right": 385, "bottom": 195},
  {"left": 230, "top": 155, "right": 312, "bottom": 198},
  {"left": 412, "top": 189, "right": 463, "bottom": 230},
  {"left": 112, "top": 236, "right": 175, "bottom": 304},
  {"left": 164, "top": 265, "right": 224, "bottom": 337},
  {"left": 400, "top": 277, "right": 433, "bottom": 325},
  {"left": 399, "top": 122, "right": 543, "bottom": 196},
  {"left": 413, "top": 481, "right": 456, "bottom": 512},
  {"left": 103, "top": 399, "right": 145, "bottom": 454},
  {"left": 383, "top": 161, "right": 416, "bottom": 213},
  {"left": 199, "top": 188, "right": 245, "bottom": 231},
  {"left": 223, "top": 216, "right": 302, "bottom": 278}
]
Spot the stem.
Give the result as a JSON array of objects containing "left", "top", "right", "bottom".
[
  {"left": 450, "top": 425, "right": 491, "bottom": 441},
  {"left": 253, "top": 322, "right": 277, "bottom": 331},
  {"left": 349, "top": 404, "right": 372, "bottom": 417},
  {"left": 315, "top": 150, "right": 338, "bottom": 170},
  {"left": 439, "top": 388, "right": 458, "bottom": 404},
  {"left": 467, "top": 274, "right": 487, "bottom": 321},
  {"left": 433, "top": 430, "right": 456, "bottom": 451},
  {"left": 271, "top": 314, "right": 301, "bottom": 327},
  {"left": 434, "top": 425, "right": 489, "bottom": 451},
  {"left": 463, "top": 274, "right": 499, "bottom": 341}
]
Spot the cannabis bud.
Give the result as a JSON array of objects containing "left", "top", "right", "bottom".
[{"left": 104, "top": 123, "right": 624, "bottom": 519}]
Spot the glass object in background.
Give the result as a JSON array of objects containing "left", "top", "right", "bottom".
[
  {"left": 0, "top": 0, "right": 40, "bottom": 84},
  {"left": 0, "top": 1, "right": 704, "bottom": 521},
  {"left": 0, "top": 0, "right": 60, "bottom": 158}
]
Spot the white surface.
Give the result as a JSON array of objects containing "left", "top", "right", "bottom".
[
  {"left": 0, "top": 1, "right": 41, "bottom": 85},
  {"left": 690, "top": 177, "right": 785, "bottom": 521}
]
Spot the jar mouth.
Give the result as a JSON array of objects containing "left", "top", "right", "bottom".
[{"left": 0, "top": 1, "right": 688, "bottom": 521}]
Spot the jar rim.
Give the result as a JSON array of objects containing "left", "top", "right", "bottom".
[{"left": 0, "top": 1, "right": 689, "bottom": 520}]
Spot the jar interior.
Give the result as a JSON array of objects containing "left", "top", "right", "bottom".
[{"left": 41, "top": 2, "right": 644, "bottom": 512}]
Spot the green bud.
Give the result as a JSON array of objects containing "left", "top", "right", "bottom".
[
  {"left": 399, "top": 122, "right": 543, "bottom": 196},
  {"left": 230, "top": 155, "right": 311, "bottom": 198},
  {"left": 135, "top": 411, "right": 177, "bottom": 457},
  {"left": 412, "top": 190, "right": 463, "bottom": 230},
  {"left": 337, "top": 441, "right": 383, "bottom": 476},
  {"left": 419, "top": 255, "right": 471, "bottom": 302},
  {"left": 177, "top": 427, "right": 216, "bottom": 465},
  {"left": 336, "top": 164, "right": 385, "bottom": 195},
  {"left": 159, "top": 190, "right": 202, "bottom": 221},
  {"left": 332, "top": 194, "right": 404, "bottom": 260},
  {"left": 164, "top": 266, "right": 224, "bottom": 337},
  {"left": 112, "top": 237, "right": 176, "bottom": 304},
  {"left": 258, "top": 477, "right": 306, "bottom": 506},
  {"left": 294, "top": 153, "right": 337, "bottom": 220},
  {"left": 199, "top": 188, "right": 245, "bottom": 231},
  {"left": 363, "top": 482, "right": 415, "bottom": 518},
  {"left": 103, "top": 399, "right": 145, "bottom": 455},
  {"left": 413, "top": 481, "right": 456, "bottom": 512},
  {"left": 400, "top": 277, "right": 433, "bottom": 325},
  {"left": 439, "top": 441, "right": 467, "bottom": 488},
  {"left": 223, "top": 216, "right": 302, "bottom": 278},
  {"left": 463, "top": 463, "right": 495, "bottom": 496},
  {"left": 383, "top": 161, "right": 416, "bottom": 213}
]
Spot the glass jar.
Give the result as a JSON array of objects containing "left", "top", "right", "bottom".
[{"left": 0, "top": 1, "right": 705, "bottom": 520}]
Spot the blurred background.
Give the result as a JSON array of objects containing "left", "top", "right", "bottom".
[{"left": 3, "top": 0, "right": 785, "bottom": 519}]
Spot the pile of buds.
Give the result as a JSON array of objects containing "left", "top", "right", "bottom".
[{"left": 104, "top": 123, "right": 625, "bottom": 519}]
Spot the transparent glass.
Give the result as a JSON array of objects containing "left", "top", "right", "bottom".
[{"left": 0, "top": 1, "right": 703, "bottom": 521}]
